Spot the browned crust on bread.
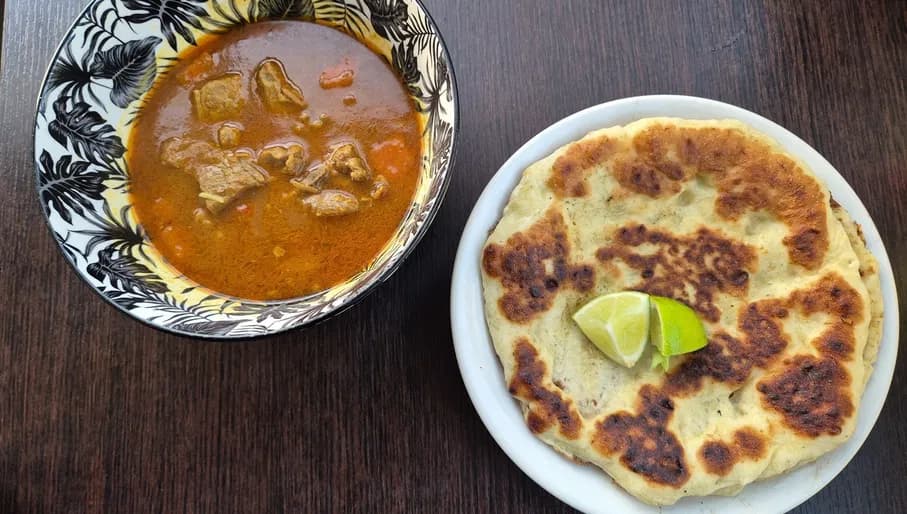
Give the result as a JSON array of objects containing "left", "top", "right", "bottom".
[
  {"left": 663, "top": 332, "right": 755, "bottom": 396},
  {"left": 757, "top": 355, "right": 854, "bottom": 437},
  {"left": 592, "top": 385, "right": 689, "bottom": 487},
  {"left": 699, "top": 427, "right": 767, "bottom": 476},
  {"left": 639, "top": 124, "right": 829, "bottom": 269},
  {"left": 754, "top": 272, "right": 863, "bottom": 437},
  {"left": 613, "top": 157, "right": 687, "bottom": 197},
  {"left": 593, "top": 271, "right": 864, "bottom": 482},
  {"left": 548, "top": 135, "right": 617, "bottom": 197},
  {"left": 596, "top": 224, "right": 758, "bottom": 323},
  {"left": 509, "top": 338, "right": 583, "bottom": 439},
  {"left": 483, "top": 209, "right": 594, "bottom": 323},
  {"left": 665, "top": 272, "right": 862, "bottom": 400},
  {"left": 549, "top": 123, "right": 830, "bottom": 268}
]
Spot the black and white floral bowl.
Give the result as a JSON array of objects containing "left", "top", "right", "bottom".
[{"left": 34, "top": 0, "right": 457, "bottom": 338}]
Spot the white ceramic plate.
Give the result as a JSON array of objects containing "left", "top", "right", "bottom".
[{"left": 450, "top": 95, "right": 899, "bottom": 514}]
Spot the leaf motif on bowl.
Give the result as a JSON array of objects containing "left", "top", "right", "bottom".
[
  {"left": 47, "top": 97, "right": 125, "bottom": 164},
  {"left": 314, "top": 0, "right": 368, "bottom": 36},
  {"left": 122, "top": 0, "right": 210, "bottom": 50},
  {"left": 391, "top": 39, "right": 422, "bottom": 94},
  {"left": 77, "top": 203, "right": 149, "bottom": 261},
  {"left": 37, "top": 150, "right": 104, "bottom": 224},
  {"left": 87, "top": 248, "right": 167, "bottom": 294},
  {"left": 365, "top": 0, "right": 408, "bottom": 39},
  {"left": 257, "top": 0, "right": 315, "bottom": 19},
  {"left": 45, "top": 40, "right": 101, "bottom": 108},
  {"left": 90, "top": 36, "right": 162, "bottom": 108}
]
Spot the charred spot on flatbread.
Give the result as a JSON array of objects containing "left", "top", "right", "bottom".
[
  {"left": 790, "top": 273, "right": 863, "bottom": 328},
  {"left": 597, "top": 224, "right": 757, "bottom": 323},
  {"left": 548, "top": 135, "right": 617, "bottom": 197},
  {"left": 627, "top": 124, "right": 830, "bottom": 269},
  {"left": 593, "top": 385, "right": 689, "bottom": 488},
  {"left": 733, "top": 427, "right": 767, "bottom": 459},
  {"left": 509, "top": 338, "right": 583, "bottom": 439},
  {"left": 738, "top": 301, "right": 791, "bottom": 368},
  {"left": 699, "top": 427, "right": 767, "bottom": 476},
  {"left": 753, "top": 273, "right": 862, "bottom": 437},
  {"left": 716, "top": 155, "right": 828, "bottom": 270},
  {"left": 699, "top": 441, "right": 734, "bottom": 476},
  {"left": 483, "top": 209, "right": 594, "bottom": 323},
  {"left": 758, "top": 355, "right": 854, "bottom": 437},
  {"left": 667, "top": 272, "right": 862, "bottom": 397},
  {"left": 632, "top": 124, "right": 751, "bottom": 176},
  {"left": 804, "top": 275, "right": 863, "bottom": 358},
  {"left": 664, "top": 332, "right": 754, "bottom": 396},
  {"left": 613, "top": 157, "right": 687, "bottom": 197}
]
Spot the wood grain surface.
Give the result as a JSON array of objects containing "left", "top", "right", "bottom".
[{"left": 1, "top": 1, "right": 905, "bottom": 512}]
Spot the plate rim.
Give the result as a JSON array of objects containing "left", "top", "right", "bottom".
[{"left": 449, "top": 94, "right": 900, "bottom": 514}]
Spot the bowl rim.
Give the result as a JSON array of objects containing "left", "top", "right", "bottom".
[
  {"left": 33, "top": 0, "right": 460, "bottom": 340},
  {"left": 450, "top": 94, "right": 900, "bottom": 513}
]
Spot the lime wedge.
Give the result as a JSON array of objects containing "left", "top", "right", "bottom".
[
  {"left": 650, "top": 352, "right": 671, "bottom": 371},
  {"left": 650, "top": 295, "right": 708, "bottom": 369},
  {"left": 572, "top": 292, "right": 651, "bottom": 367}
]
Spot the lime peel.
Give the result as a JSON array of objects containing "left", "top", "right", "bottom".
[
  {"left": 572, "top": 291, "right": 650, "bottom": 368},
  {"left": 650, "top": 352, "right": 671, "bottom": 371},
  {"left": 573, "top": 292, "right": 708, "bottom": 371},
  {"left": 649, "top": 295, "right": 708, "bottom": 368}
]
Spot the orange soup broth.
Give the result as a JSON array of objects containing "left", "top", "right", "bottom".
[{"left": 128, "top": 21, "right": 422, "bottom": 300}]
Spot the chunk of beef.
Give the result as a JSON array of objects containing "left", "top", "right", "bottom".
[
  {"left": 284, "top": 145, "right": 308, "bottom": 175},
  {"left": 191, "top": 73, "right": 245, "bottom": 122},
  {"left": 217, "top": 124, "right": 242, "bottom": 148},
  {"left": 324, "top": 143, "right": 371, "bottom": 182},
  {"left": 161, "top": 137, "right": 221, "bottom": 170},
  {"left": 303, "top": 190, "right": 360, "bottom": 217},
  {"left": 257, "top": 143, "right": 307, "bottom": 175},
  {"left": 195, "top": 154, "right": 269, "bottom": 213},
  {"left": 160, "top": 136, "right": 269, "bottom": 213},
  {"left": 370, "top": 174, "right": 390, "bottom": 199},
  {"left": 290, "top": 165, "right": 329, "bottom": 194},
  {"left": 177, "top": 52, "right": 215, "bottom": 85},
  {"left": 258, "top": 145, "right": 288, "bottom": 169},
  {"left": 254, "top": 58, "right": 307, "bottom": 114}
]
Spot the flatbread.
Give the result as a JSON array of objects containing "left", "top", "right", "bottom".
[
  {"left": 832, "top": 204, "right": 883, "bottom": 382},
  {"left": 480, "top": 118, "right": 882, "bottom": 505}
]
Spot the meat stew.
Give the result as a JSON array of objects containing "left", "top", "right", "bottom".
[{"left": 127, "top": 21, "right": 422, "bottom": 300}]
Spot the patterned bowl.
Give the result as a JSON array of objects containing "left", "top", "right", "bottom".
[{"left": 34, "top": 0, "right": 458, "bottom": 338}]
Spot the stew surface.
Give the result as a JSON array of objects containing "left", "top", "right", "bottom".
[{"left": 128, "top": 21, "right": 422, "bottom": 300}]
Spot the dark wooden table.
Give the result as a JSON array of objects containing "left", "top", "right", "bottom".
[{"left": 1, "top": 1, "right": 904, "bottom": 512}]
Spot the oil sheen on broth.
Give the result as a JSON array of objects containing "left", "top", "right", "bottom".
[{"left": 128, "top": 21, "right": 422, "bottom": 300}]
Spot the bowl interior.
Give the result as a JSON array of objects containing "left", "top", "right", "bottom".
[{"left": 35, "top": 0, "right": 457, "bottom": 338}]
